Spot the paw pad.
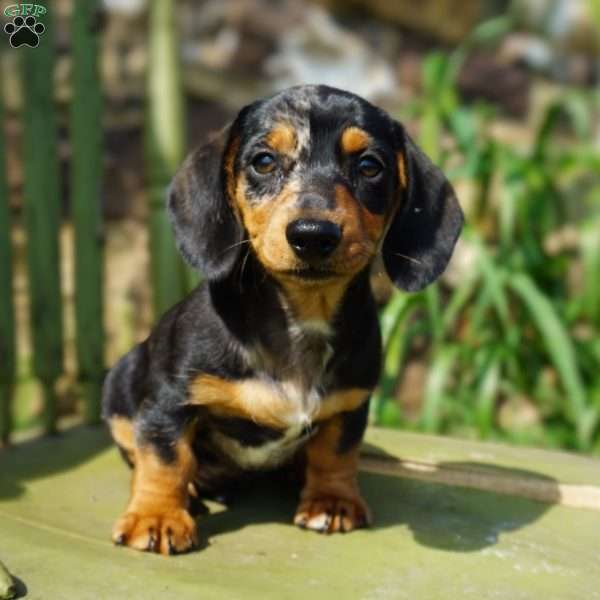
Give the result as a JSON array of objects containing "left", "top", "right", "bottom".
[{"left": 4, "top": 15, "right": 45, "bottom": 48}]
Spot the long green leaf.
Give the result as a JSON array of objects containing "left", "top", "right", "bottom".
[
  {"left": 441, "top": 265, "right": 480, "bottom": 336},
  {"left": 379, "top": 292, "right": 415, "bottom": 349},
  {"left": 509, "top": 273, "right": 589, "bottom": 445},
  {"left": 473, "top": 236, "right": 510, "bottom": 328},
  {"left": 373, "top": 294, "right": 422, "bottom": 423},
  {"left": 580, "top": 218, "right": 600, "bottom": 326},
  {"left": 475, "top": 351, "right": 501, "bottom": 439},
  {"left": 425, "top": 284, "right": 443, "bottom": 345},
  {"left": 421, "top": 345, "right": 460, "bottom": 433}
]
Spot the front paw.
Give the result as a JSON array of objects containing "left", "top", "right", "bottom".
[
  {"left": 294, "top": 494, "right": 371, "bottom": 534},
  {"left": 112, "top": 507, "right": 198, "bottom": 555}
]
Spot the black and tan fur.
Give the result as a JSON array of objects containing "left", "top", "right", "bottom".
[{"left": 102, "top": 85, "right": 463, "bottom": 554}]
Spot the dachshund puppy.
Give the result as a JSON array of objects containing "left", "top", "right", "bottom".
[{"left": 102, "top": 85, "right": 463, "bottom": 555}]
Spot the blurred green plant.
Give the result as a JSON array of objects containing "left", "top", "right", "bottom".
[{"left": 372, "top": 20, "right": 600, "bottom": 453}]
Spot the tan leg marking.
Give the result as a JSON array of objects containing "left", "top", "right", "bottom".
[
  {"left": 109, "top": 416, "right": 136, "bottom": 466},
  {"left": 294, "top": 416, "right": 371, "bottom": 533},
  {"left": 315, "top": 388, "right": 370, "bottom": 422},
  {"left": 112, "top": 437, "right": 198, "bottom": 555}
]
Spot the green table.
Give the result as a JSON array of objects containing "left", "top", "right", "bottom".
[{"left": 1, "top": 426, "right": 599, "bottom": 599}]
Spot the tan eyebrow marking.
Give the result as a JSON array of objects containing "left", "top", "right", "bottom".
[
  {"left": 397, "top": 151, "right": 408, "bottom": 189},
  {"left": 266, "top": 123, "right": 297, "bottom": 155},
  {"left": 340, "top": 127, "right": 371, "bottom": 154}
]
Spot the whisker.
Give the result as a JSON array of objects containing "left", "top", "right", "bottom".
[
  {"left": 394, "top": 253, "right": 423, "bottom": 265},
  {"left": 220, "top": 239, "right": 251, "bottom": 255},
  {"left": 239, "top": 247, "right": 251, "bottom": 291}
]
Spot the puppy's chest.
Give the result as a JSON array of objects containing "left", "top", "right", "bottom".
[
  {"left": 209, "top": 332, "right": 333, "bottom": 469},
  {"left": 209, "top": 413, "right": 315, "bottom": 470}
]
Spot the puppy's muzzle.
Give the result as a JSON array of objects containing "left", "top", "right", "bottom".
[{"left": 286, "top": 219, "right": 341, "bottom": 262}]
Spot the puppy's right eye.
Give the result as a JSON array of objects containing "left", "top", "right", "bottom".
[
  {"left": 252, "top": 152, "right": 277, "bottom": 175},
  {"left": 358, "top": 155, "right": 383, "bottom": 178}
]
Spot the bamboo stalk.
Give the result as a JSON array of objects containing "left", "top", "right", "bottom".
[
  {"left": 146, "top": 0, "right": 189, "bottom": 318},
  {"left": 22, "top": 12, "right": 63, "bottom": 434},
  {"left": 71, "top": 0, "right": 104, "bottom": 424},
  {"left": 0, "top": 75, "right": 15, "bottom": 444}
]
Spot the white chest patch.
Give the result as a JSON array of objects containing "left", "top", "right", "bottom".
[
  {"left": 212, "top": 318, "right": 331, "bottom": 469},
  {"left": 211, "top": 422, "right": 315, "bottom": 470}
]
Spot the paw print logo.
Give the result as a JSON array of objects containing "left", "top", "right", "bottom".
[{"left": 4, "top": 15, "right": 45, "bottom": 48}]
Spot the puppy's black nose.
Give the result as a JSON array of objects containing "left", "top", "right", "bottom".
[{"left": 286, "top": 219, "right": 341, "bottom": 260}]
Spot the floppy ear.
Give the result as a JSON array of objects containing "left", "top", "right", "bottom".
[
  {"left": 382, "top": 127, "right": 464, "bottom": 292},
  {"left": 167, "top": 125, "right": 244, "bottom": 280}
]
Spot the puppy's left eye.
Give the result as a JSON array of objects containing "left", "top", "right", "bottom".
[
  {"left": 252, "top": 152, "right": 277, "bottom": 175},
  {"left": 358, "top": 155, "right": 383, "bottom": 178}
]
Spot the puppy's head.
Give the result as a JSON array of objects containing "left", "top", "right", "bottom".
[{"left": 168, "top": 85, "right": 463, "bottom": 291}]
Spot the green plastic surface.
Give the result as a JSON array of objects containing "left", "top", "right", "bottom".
[{"left": 1, "top": 427, "right": 599, "bottom": 599}]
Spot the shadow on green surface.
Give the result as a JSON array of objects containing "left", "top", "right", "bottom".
[
  {"left": 357, "top": 442, "right": 556, "bottom": 552},
  {"left": 0, "top": 426, "right": 554, "bottom": 555},
  {"left": 0, "top": 425, "right": 111, "bottom": 500},
  {"left": 197, "top": 459, "right": 554, "bottom": 554},
  {"left": 361, "top": 466, "right": 553, "bottom": 553},
  {"left": 10, "top": 575, "right": 27, "bottom": 600}
]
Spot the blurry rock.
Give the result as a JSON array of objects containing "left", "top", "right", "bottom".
[
  {"left": 179, "top": 0, "right": 305, "bottom": 76},
  {"left": 103, "top": 128, "right": 146, "bottom": 220},
  {"left": 442, "top": 236, "right": 479, "bottom": 290},
  {"left": 193, "top": 27, "right": 240, "bottom": 71},
  {"left": 500, "top": 32, "right": 598, "bottom": 85},
  {"left": 511, "top": 0, "right": 600, "bottom": 56},
  {"left": 572, "top": 323, "right": 594, "bottom": 343},
  {"left": 104, "top": 220, "right": 153, "bottom": 364},
  {"left": 543, "top": 224, "right": 579, "bottom": 256},
  {"left": 396, "top": 50, "right": 423, "bottom": 94},
  {"left": 458, "top": 52, "right": 530, "bottom": 117},
  {"left": 314, "top": 0, "right": 484, "bottom": 44},
  {"left": 266, "top": 5, "right": 396, "bottom": 101},
  {"left": 507, "top": 0, "right": 600, "bottom": 84},
  {"left": 498, "top": 395, "right": 541, "bottom": 431},
  {"left": 102, "top": 0, "right": 146, "bottom": 16},
  {"left": 500, "top": 33, "right": 553, "bottom": 71},
  {"left": 186, "top": 98, "right": 232, "bottom": 144},
  {"left": 396, "top": 360, "right": 427, "bottom": 422},
  {"left": 488, "top": 116, "right": 535, "bottom": 147},
  {"left": 179, "top": 0, "right": 305, "bottom": 108},
  {"left": 101, "top": 6, "right": 147, "bottom": 103},
  {"left": 499, "top": 32, "right": 563, "bottom": 82}
]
